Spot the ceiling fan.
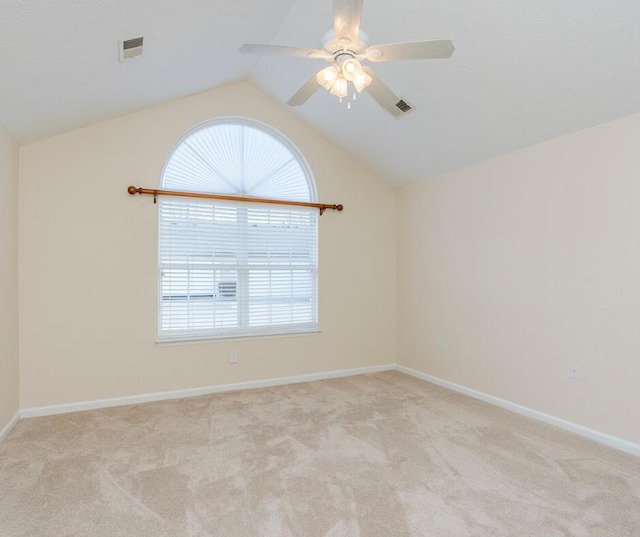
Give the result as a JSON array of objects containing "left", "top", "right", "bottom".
[{"left": 239, "top": 0, "right": 455, "bottom": 118}]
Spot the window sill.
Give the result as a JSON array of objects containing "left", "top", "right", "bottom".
[{"left": 156, "top": 329, "right": 321, "bottom": 346}]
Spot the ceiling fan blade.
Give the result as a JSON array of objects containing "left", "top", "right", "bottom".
[
  {"left": 365, "top": 39, "right": 455, "bottom": 62},
  {"left": 287, "top": 75, "right": 321, "bottom": 107},
  {"left": 333, "top": 0, "right": 363, "bottom": 45},
  {"left": 239, "top": 44, "right": 330, "bottom": 60},
  {"left": 362, "top": 67, "right": 405, "bottom": 118}
]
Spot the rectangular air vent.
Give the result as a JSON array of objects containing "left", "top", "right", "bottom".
[
  {"left": 119, "top": 36, "right": 144, "bottom": 62},
  {"left": 395, "top": 99, "right": 413, "bottom": 113}
]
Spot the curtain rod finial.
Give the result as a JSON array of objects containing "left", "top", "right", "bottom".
[{"left": 127, "top": 186, "right": 139, "bottom": 195}]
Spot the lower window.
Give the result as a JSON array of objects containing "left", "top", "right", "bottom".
[{"left": 158, "top": 199, "right": 318, "bottom": 341}]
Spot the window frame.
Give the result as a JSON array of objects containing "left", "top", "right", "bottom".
[{"left": 157, "top": 117, "right": 319, "bottom": 343}]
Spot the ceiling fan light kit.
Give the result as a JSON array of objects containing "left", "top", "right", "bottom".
[
  {"left": 317, "top": 57, "right": 372, "bottom": 103},
  {"left": 240, "top": 0, "right": 454, "bottom": 117}
]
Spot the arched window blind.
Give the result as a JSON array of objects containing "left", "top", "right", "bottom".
[{"left": 158, "top": 118, "right": 318, "bottom": 341}]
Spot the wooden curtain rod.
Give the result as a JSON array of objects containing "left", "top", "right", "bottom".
[{"left": 127, "top": 186, "right": 343, "bottom": 215}]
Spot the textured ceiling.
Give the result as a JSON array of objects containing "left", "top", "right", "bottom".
[
  {"left": 0, "top": 0, "right": 295, "bottom": 142},
  {"left": 1, "top": 0, "right": 640, "bottom": 185}
]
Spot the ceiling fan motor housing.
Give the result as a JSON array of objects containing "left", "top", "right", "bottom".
[{"left": 321, "top": 29, "right": 370, "bottom": 56}]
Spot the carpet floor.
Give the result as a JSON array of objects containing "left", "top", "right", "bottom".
[{"left": 1, "top": 371, "right": 639, "bottom": 536}]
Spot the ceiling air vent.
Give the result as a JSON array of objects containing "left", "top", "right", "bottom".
[
  {"left": 395, "top": 99, "right": 414, "bottom": 115},
  {"left": 119, "top": 36, "right": 144, "bottom": 62}
]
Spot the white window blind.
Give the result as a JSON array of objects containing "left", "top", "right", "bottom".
[{"left": 158, "top": 118, "right": 318, "bottom": 341}]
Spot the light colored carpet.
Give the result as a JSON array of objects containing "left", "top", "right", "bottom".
[{"left": 1, "top": 371, "right": 639, "bottom": 536}]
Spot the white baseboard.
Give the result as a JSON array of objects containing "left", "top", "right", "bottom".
[
  {"left": 396, "top": 365, "right": 640, "bottom": 458},
  {"left": 0, "top": 411, "right": 20, "bottom": 443},
  {"left": 15, "top": 363, "right": 640, "bottom": 459},
  {"left": 20, "top": 364, "right": 396, "bottom": 419}
]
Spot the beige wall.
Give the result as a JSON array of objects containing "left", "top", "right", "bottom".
[
  {"left": 19, "top": 74, "right": 639, "bottom": 448},
  {"left": 398, "top": 112, "right": 640, "bottom": 445},
  {"left": 0, "top": 124, "right": 19, "bottom": 430},
  {"left": 19, "top": 81, "right": 397, "bottom": 408}
]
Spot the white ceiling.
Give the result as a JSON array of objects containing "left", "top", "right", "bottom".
[{"left": 2, "top": 0, "right": 640, "bottom": 186}]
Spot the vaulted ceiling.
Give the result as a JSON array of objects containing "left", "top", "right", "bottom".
[{"left": 2, "top": 0, "right": 639, "bottom": 185}]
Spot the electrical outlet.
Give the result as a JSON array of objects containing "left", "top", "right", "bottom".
[
  {"left": 569, "top": 363, "right": 580, "bottom": 380},
  {"left": 436, "top": 336, "right": 445, "bottom": 349},
  {"left": 229, "top": 350, "right": 238, "bottom": 364}
]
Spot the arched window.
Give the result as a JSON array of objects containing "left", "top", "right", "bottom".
[{"left": 158, "top": 118, "right": 318, "bottom": 341}]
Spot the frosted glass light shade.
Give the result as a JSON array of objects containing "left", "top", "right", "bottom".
[
  {"left": 341, "top": 58, "right": 363, "bottom": 82},
  {"left": 353, "top": 71, "right": 372, "bottom": 93},
  {"left": 329, "top": 75, "right": 348, "bottom": 98},
  {"left": 316, "top": 65, "right": 340, "bottom": 90}
]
